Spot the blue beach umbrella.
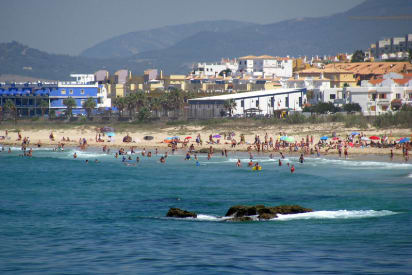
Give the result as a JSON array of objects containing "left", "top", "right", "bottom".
[
  {"left": 320, "top": 136, "right": 329, "bottom": 140},
  {"left": 107, "top": 132, "right": 115, "bottom": 137},
  {"left": 351, "top": 132, "right": 360, "bottom": 136},
  {"left": 399, "top": 137, "right": 410, "bottom": 143},
  {"left": 280, "top": 136, "right": 288, "bottom": 141}
]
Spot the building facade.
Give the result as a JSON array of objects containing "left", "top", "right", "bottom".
[
  {"left": 188, "top": 88, "right": 306, "bottom": 119},
  {"left": 0, "top": 74, "right": 111, "bottom": 117}
]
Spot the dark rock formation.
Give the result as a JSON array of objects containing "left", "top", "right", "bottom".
[
  {"left": 166, "top": 208, "right": 197, "bottom": 218},
  {"left": 225, "top": 204, "right": 312, "bottom": 220},
  {"left": 226, "top": 216, "right": 253, "bottom": 222}
]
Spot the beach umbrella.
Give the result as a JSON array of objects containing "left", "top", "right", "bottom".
[
  {"left": 351, "top": 132, "right": 360, "bottom": 136},
  {"left": 320, "top": 136, "right": 329, "bottom": 140},
  {"left": 361, "top": 137, "right": 370, "bottom": 141},
  {"left": 213, "top": 135, "right": 221, "bottom": 138},
  {"left": 102, "top": 126, "right": 114, "bottom": 133},
  {"left": 285, "top": 136, "right": 295, "bottom": 143},
  {"left": 332, "top": 137, "right": 339, "bottom": 140},
  {"left": 185, "top": 136, "right": 192, "bottom": 139},
  {"left": 369, "top": 136, "right": 380, "bottom": 140},
  {"left": 280, "top": 136, "right": 288, "bottom": 141},
  {"left": 165, "top": 137, "right": 173, "bottom": 140},
  {"left": 107, "top": 132, "right": 115, "bottom": 137},
  {"left": 349, "top": 142, "right": 354, "bottom": 147},
  {"left": 399, "top": 137, "right": 410, "bottom": 143},
  {"left": 172, "top": 136, "right": 179, "bottom": 139}
]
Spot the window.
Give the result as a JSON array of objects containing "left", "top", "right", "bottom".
[
  {"left": 80, "top": 89, "right": 85, "bottom": 95},
  {"left": 80, "top": 99, "right": 85, "bottom": 106},
  {"left": 330, "top": 94, "right": 336, "bottom": 100},
  {"left": 61, "top": 89, "right": 66, "bottom": 95},
  {"left": 241, "top": 100, "right": 244, "bottom": 108},
  {"left": 256, "top": 99, "right": 259, "bottom": 107},
  {"left": 271, "top": 97, "right": 274, "bottom": 107},
  {"left": 285, "top": 96, "right": 289, "bottom": 108},
  {"left": 69, "top": 89, "right": 73, "bottom": 95},
  {"left": 298, "top": 97, "right": 302, "bottom": 107}
]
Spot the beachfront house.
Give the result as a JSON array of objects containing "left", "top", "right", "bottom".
[
  {"left": 187, "top": 88, "right": 306, "bottom": 119},
  {"left": 0, "top": 74, "right": 111, "bottom": 117},
  {"left": 347, "top": 72, "right": 412, "bottom": 116}
]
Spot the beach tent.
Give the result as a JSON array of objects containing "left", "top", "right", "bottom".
[{"left": 320, "top": 136, "right": 329, "bottom": 140}]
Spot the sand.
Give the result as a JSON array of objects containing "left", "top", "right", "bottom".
[{"left": 0, "top": 123, "right": 410, "bottom": 157}]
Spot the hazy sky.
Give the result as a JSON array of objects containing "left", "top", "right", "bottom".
[{"left": 0, "top": 0, "right": 364, "bottom": 55}]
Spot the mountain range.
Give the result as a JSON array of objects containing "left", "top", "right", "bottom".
[{"left": 0, "top": 0, "right": 411, "bottom": 80}]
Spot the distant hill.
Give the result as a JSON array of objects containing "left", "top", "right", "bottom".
[
  {"left": 130, "top": 0, "right": 412, "bottom": 73},
  {"left": 81, "top": 20, "right": 257, "bottom": 59},
  {"left": 1, "top": 0, "right": 412, "bottom": 80}
]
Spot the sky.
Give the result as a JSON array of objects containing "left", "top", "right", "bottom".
[{"left": 0, "top": 0, "right": 364, "bottom": 56}]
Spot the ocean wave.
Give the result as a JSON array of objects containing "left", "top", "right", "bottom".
[
  {"left": 275, "top": 210, "right": 397, "bottom": 221},
  {"left": 172, "top": 210, "right": 397, "bottom": 222},
  {"left": 313, "top": 158, "right": 412, "bottom": 169}
]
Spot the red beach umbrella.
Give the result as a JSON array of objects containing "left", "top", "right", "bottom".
[
  {"left": 185, "top": 136, "right": 192, "bottom": 139},
  {"left": 369, "top": 136, "right": 380, "bottom": 140}
]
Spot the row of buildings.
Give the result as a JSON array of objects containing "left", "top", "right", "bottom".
[{"left": 368, "top": 34, "right": 412, "bottom": 61}]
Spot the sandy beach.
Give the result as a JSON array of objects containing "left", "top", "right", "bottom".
[{"left": 0, "top": 122, "right": 410, "bottom": 157}]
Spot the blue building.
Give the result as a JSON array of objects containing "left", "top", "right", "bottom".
[{"left": 0, "top": 75, "right": 111, "bottom": 117}]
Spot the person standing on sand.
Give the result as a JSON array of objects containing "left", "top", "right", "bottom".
[
  {"left": 390, "top": 149, "right": 394, "bottom": 160},
  {"left": 344, "top": 147, "right": 348, "bottom": 159}
]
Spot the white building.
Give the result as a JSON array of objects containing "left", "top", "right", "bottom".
[
  {"left": 188, "top": 88, "right": 306, "bottom": 119},
  {"left": 193, "top": 59, "right": 238, "bottom": 77},
  {"left": 237, "top": 55, "right": 293, "bottom": 78},
  {"left": 348, "top": 72, "right": 412, "bottom": 115},
  {"left": 280, "top": 74, "right": 331, "bottom": 104}
]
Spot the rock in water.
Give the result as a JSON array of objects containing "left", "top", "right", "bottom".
[
  {"left": 225, "top": 204, "right": 312, "bottom": 220},
  {"left": 166, "top": 208, "right": 197, "bottom": 218},
  {"left": 226, "top": 216, "right": 254, "bottom": 222}
]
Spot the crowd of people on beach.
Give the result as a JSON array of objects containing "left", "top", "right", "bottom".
[{"left": 1, "top": 129, "right": 410, "bottom": 169}]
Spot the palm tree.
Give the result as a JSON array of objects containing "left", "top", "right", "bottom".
[
  {"left": 223, "top": 99, "right": 237, "bottom": 117},
  {"left": 167, "top": 89, "right": 184, "bottom": 118},
  {"left": 3, "top": 99, "right": 17, "bottom": 121},
  {"left": 82, "top": 97, "right": 97, "bottom": 118},
  {"left": 149, "top": 97, "right": 162, "bottom": 118},
  {"left": 114, "top": 97, "right": 127, "bottom": 117},
  {"left": 39, "top": 99, "right": 49, "bottom": 118},
  {"left": 63, "top": 97, "right": 76, "bottom": 118}
]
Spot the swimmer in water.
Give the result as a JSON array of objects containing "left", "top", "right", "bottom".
[
  {"left": 95, "top": 159, "right": 99, "bottom": 163},
  {"left": 236, "top": 159, "right": 242, "bottom": 167},
  {"left": 248, "top": 160, "right": 253, "bottom": 167},
  {"left": 122, "top": 156, "right": 126, "bottom": 162},
  {"left": 299, "top": 154, "right": 304, "bottom": 164},
  {"left": 115, "top": 152, "right": 118, "bottom": 159},
  {"left": 207, "top": 153, "right": 211, "bottom": 160},
  {"left": 128, "top": 155, "right": 132, "bottom": 161},
  {"left": 136, "top": 156, "right": 140, "bottom": 163},
  {"left": 8, "top": 147, "right": 11, "bottom": 153},
  {"left": 280, "top": 152, "right": 285, "bottom": 159},
  {"left": 278, "top": 159, "right": 282, "bottom": 166},
  {"left": 185, "top": 152, "right": 191, "bottom": 160},
  {"left": 291, "top": 164, "right": 295, "bottom": 173},
  {"left": 73, "top": 152, "right": 77, "bottom": 159},
  {"left": 85, "top": 159, "right": 89, "bottom": 164},
  {"left": 390, "top": 149, "right": 394, "bottom": 160},
  {"left": 160, "top": 156, "right": 165, "bottom": 163}
]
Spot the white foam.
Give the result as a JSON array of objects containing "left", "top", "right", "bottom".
[
  {"left": 408, "top": 173, "right": 412, "bottom": 178},
  {"left": 274, "top": 210, "right": 397, "bottom": 221},
  {"left": 313, "top": 158, "right": 412, "bottom": 169}
]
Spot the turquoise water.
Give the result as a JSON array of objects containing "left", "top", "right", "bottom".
[{"left": 1, "top": 147, "right": 411, "bottom": 274}]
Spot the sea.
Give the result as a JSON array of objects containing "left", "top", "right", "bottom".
[{"left": 0, "top": 146, "right": 411, "bottom": 274}]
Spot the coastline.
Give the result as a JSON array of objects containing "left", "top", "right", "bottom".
[{"left": 0, "top": 123, "right": 410, "bottom": 158}]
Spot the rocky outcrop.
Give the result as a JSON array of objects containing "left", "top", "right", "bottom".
[
  {"left": 225, "top": 204, "right": 312, "bottom": 220},
  {"left": 166, "top": 208, "right": 197, "bottom": 218},
  {"left": 226, "top": 216, "right": 253, "bottom": 222}
]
